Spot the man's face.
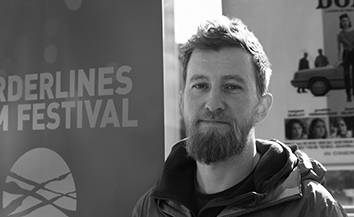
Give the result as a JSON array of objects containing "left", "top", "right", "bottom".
[
  {"left": 341, "top": 17, "right": 351, "bottom": 29},
  {"left": 180, "top": 47, "right": 268, "bottom": 164}
]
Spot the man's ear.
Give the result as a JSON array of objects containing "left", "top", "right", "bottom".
[{"left": 255, "top": 93, "right": 273, "bottom": 123}]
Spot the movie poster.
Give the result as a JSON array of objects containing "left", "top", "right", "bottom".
[
  {"left": 222, "top": 0, "right": 354, "bottom": 208},
  {"left": 286, "top": 1, "right": 354, "bottom": 166},
  {"left": 222, "top": 0, "right": 354, "bottom": 166}
]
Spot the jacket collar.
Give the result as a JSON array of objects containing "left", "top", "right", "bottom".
[
  {"left": 152, "top": 139, "right": 198, "bottom": 212},
  {"left": 151, "top": 139, "right": 316, "bottom": 212}
]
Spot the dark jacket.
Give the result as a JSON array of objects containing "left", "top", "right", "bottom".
[{"left": 132, "top": 139, "right": 348, "bottom": 217}]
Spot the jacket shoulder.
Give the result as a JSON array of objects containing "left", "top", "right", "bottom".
[
  {"left": 295, "top": 179, "right": 348, "bottom": 217},
  {"left": 132, "top": 187, "right": 161, "bottom": 217}
]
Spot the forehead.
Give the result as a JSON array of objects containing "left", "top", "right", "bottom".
[{"left": 186, "top": 47, "right": 255, "bottom": 82}]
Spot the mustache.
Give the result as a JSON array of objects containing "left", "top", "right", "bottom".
[{"left": 195, "top": 111, "right": 233, "bottom": 123}]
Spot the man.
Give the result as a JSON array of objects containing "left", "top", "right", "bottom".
[
  {"left": 337, "top": 13, "right": 354, "bottom": 102},
  {"left": 314, "top": 48, "right": 329, "bottom": 68},
  {"left": 297, "top": 52, "right": 309, "bottom": 93},
  {"left": 133, "top": 16, "right": 348, "bottom": 217},
  {"left": 299, "top": 52, "right": 310, "bottom": 70}
]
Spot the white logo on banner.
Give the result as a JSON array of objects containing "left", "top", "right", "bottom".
[{"left": 2, "top": 148, "right": 77, "bottom": 217}]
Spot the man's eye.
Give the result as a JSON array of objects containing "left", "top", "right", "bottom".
[
  {"left": 192, "top": 83, "right": 209, "bottom": 89},
  {"left": 225, "top": 84, "right": 241, "bottom": 90}
]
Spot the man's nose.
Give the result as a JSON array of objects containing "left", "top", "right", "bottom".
[{"left": 205, "top": 89, "right": 225, "bottom": 112}]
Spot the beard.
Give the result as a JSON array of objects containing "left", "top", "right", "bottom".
[{"left": 184, "top": 110, "right": 256, "bottom": 165}]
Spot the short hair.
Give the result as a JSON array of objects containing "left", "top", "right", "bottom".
[
  {"left": 339, "top": 13, "right": 352, "bottom": 29},
  {"left": 179, "top": 16, "right": 272, "bottom": 97}
]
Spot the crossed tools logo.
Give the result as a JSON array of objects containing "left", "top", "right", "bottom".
[{"left": 2, "top": 148, "right": 77, "bottom": 217}]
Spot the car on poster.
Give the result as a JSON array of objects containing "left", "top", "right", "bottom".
[{"left": 291, "top": 65, "right": 345, "bottom": 96}]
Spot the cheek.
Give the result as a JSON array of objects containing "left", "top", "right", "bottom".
[
  {"left": 184, "top": 93, "right": 202, "bottom": 110},
  {"left": 182, "top": 96, "right": 199, "bottom": 119},
  {"left": 230, "top": 105, "right": 256, "bottom": 125}
]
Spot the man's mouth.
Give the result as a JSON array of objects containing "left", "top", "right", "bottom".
[{"left": 199, "top": 119, "right": 230, "bottom": 126}]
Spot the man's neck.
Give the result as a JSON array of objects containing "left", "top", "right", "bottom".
[{"left": 195, "top": 141, "right": 259, "bottom": 194}]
